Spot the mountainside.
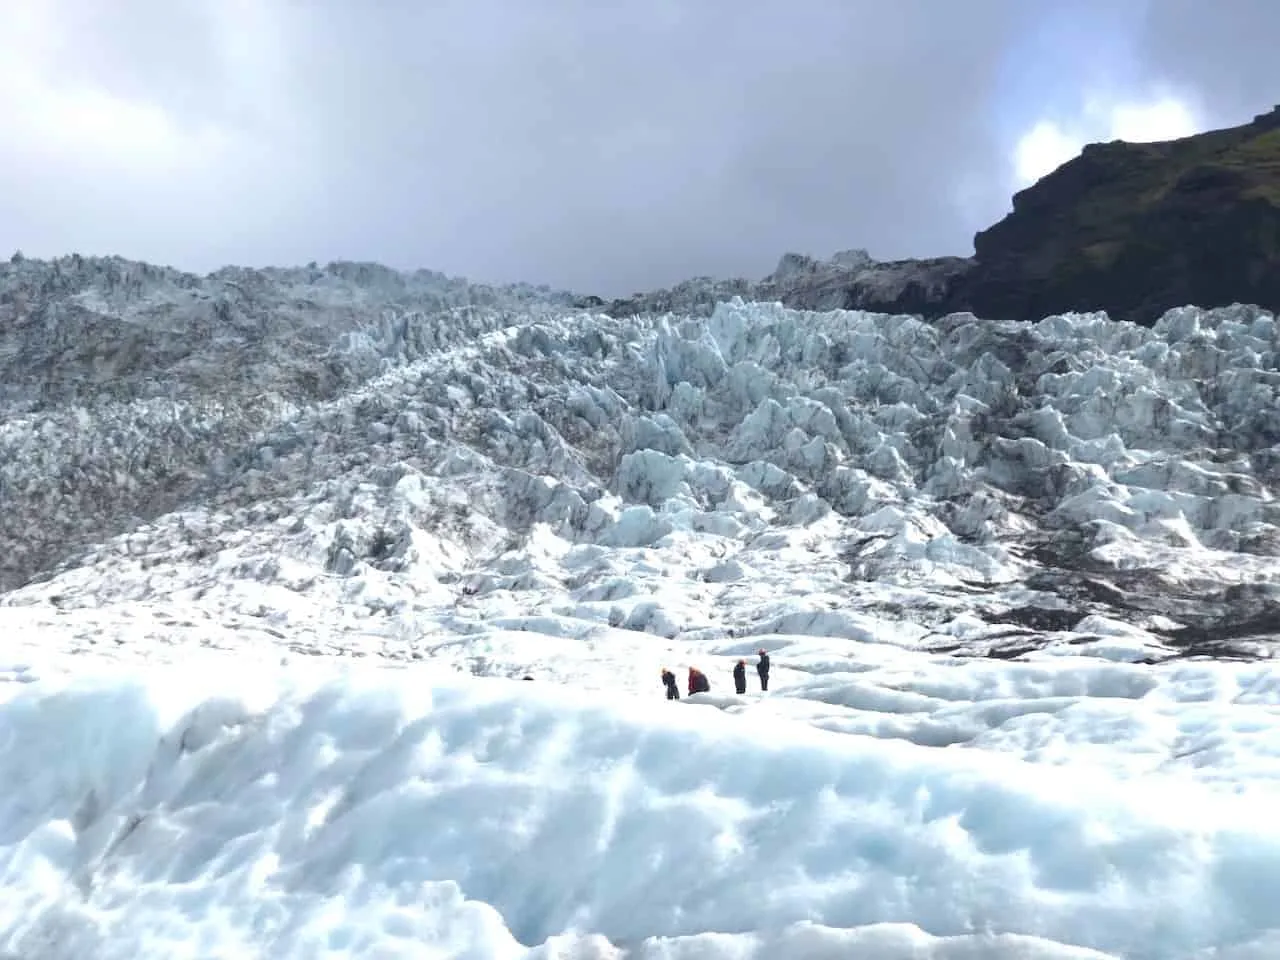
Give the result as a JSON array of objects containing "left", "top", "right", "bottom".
[
  {"left": 612, "top": 106, "right": 1280, "bottom": 325},
  {"left": 965, "top": 104, "right": 1280, "bottom": 325}
]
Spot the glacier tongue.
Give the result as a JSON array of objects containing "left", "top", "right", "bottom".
[
  {"left": 4, "top": 278, "right": 1280, "bottom": 664},
  {"left": 5, "top": 255, "right": 1280, "bottom": 956}
]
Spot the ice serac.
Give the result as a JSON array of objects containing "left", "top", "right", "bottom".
[
  {"left": 4, "top": 263, "right": 1280, "bottom": 658},
  {"left": 0, "top": 254, "right": 577, "bottom": 591}
]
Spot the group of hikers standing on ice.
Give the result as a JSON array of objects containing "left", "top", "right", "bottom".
[{"left": 661, "top": 649, "right": 770, "bottom": 699}]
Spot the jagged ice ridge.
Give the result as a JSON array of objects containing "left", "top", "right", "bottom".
[{"left": 2, "top": 256, "right": 1280, "bottom": 958}]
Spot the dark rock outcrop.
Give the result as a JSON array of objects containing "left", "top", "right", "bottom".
[
  {"left": 962, "top": 104, "right": 1280, "bottom": 325},
  {"left": 607, "top": 249, "right": 972, "bottom": 320},
  {"left": 609, "top": 106, "right": 1280, "bottom": 326}
]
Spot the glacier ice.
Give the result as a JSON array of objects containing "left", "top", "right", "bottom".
[
  {"left": 4, "top": 663, "right": 1280, "bottom": 959},
  {"left": 3, "top": 254, "right": 1280, "bottom": 956}
]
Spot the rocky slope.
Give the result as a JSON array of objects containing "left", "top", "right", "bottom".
[
  {"left": 965, "top": 104, "right": 1280, "bottom": 325},
  {"left": 604, "top": 249, "right": 971, "bottom": 320},
  {"left": 610, "top": 106, "right": 1280, "bottom": 325}
]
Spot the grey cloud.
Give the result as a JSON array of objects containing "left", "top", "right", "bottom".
[
  {"left": 263, "top": 0, "right": 1037, "bottom": 294},
  {"left": 0, "top": 1, "right": 1275, "bottom": 297},
  {"left": 1137, "top": 0, "right": 1280, "bottom": 124},
  {"left": 35, "top": 0, "right": 227, "bottom": 125}
]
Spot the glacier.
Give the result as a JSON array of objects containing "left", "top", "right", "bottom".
[{"left": 2, "top": 254, "right": 1280, "bottom": 957}]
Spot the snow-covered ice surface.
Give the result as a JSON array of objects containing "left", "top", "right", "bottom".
[{"left": 3, "top": 255, "right": 1280, "bottom": 957}]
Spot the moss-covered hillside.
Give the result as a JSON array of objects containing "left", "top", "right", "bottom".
[{"left": 961, "top": 105, "right": 1280, "bottom": 325}]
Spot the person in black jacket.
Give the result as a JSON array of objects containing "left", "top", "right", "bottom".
[
  {"left": 733, "top": 659, "right": 747, "bottom": 694},
  {"left": 756, "top": 649, "right": 770, "bottom": 691},
  {"left": 661, "top": 668, "right": 680, "bottom": 700}
]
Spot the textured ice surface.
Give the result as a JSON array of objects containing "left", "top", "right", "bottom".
[
  {"left": 5, "top": 663, "right": 1280, "bottom": 959},
  {"left": 3, "top": 255, "right": 1280, "bottom": 956}
]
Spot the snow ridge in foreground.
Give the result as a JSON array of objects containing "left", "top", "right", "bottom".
[
  {"left": 5, "top": 663, "right": 1276, "bottom": 960},
  {"left": 4, "top": 259, "right": 1280, "bottom": 956}
]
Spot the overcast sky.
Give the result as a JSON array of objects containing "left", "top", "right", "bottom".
[{"left": 1, "top": 1, "right": 1277, "bottom": 296}]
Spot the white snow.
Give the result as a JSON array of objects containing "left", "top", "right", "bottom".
[{"left": 3, "top": 257, "right": 1280, "bottom": 957}]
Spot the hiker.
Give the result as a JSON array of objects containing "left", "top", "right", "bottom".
[
  {"left": 756, "top": 649, "right": 771, "bottom": 691},
  {"left": 688, "top": 666, "right": 710, "bottom": 696},
  {"left": 733, "top": 659, "right": 747, "bottom": 694},
  {"left": 661, "top": 668, "right": 680, "bottom": 700}
]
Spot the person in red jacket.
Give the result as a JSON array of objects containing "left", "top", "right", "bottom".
[{"left": 687, "top": 666, "right": 711, "bottom": 695}]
